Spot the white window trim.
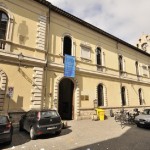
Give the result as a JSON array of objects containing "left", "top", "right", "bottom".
[
  {"left": 95, "top": 47, "right": 105, "bottom": 67},
  {"left": 80, "top": 44, "right": 91, "bottom": 60},
  {"left": 61, "top": 33, "right": 74, "bottom": 56},
  {"left": 142, "top": 65, "right": 148, "bottom": 77},
  {"left": 121, "top": 86, "right": 128, "bottom": 106},
  {"left": 119, "top": 55, "right": 126, "bottom": 73}
]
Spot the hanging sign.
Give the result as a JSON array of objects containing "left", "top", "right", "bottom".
[{"left": 64, "top": 54, "right": 76, "bottom": 77}]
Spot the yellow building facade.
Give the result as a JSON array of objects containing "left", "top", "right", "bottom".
[
  {"left": 0, "top": 0, "right": 150, "bottom": 120},
  {"left": 0, "top": 0, "right": 49, "bottom": 114}
]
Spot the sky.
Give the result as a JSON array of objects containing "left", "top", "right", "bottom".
[{"left": 47, "top": 0, "right": 150, "bottom": 46}]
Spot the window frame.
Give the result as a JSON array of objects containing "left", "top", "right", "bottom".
[
  {"left": 80, "top": 44, "right": 91, "bottom": 60},
  {"left": 0, "top": 6, "right": 14, "bottom": 51},
  {"left": 0, "top": 10, "right": 8, "bottom": 40}
]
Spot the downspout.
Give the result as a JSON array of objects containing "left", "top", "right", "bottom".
[{"left": 44, "top": 4, "right": 51, "bottom": 108}]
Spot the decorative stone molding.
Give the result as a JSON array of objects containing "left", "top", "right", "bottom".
[
  {"left": 53, "top": 75, "right": 80, "bottom": 120},
  {"left": 0, "top": 69, "right": 7, "bottom": 110},
  {"left": 30, "top": 67, "right": 44, "bottom": 109},
  {"left": 136, "top": 34, "right": 150, "bottom": 54},
  {"left": 36, "top": 15, "right": 47, "bottom": 50}
]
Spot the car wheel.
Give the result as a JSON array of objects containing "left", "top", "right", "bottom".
[
  {"left": 55, "top": 130, "right": 61, "bottom": 136},
  {"left": 30, "top": 127, "right": 36, "bottom": 140}
]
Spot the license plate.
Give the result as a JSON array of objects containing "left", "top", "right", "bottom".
[
  {"left": 139, "top": 122, "right": 145, "bottom": 124},
  {"left": 47, "top": 126, "right": 57, "bottom": 130}
]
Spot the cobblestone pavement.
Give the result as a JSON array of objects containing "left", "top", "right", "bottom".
[{"left": 1, "top": 118, "right": 150, "bottom": 150}]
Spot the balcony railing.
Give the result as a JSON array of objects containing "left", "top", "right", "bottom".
[
  {"left": 97, "top": 65, "right": 106, "bottom": 72},
  {"left": 0, "top": 39, "right": 6, "bottom": 50}
]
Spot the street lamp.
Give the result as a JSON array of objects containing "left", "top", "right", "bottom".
[{"left": 18, "top": 52, "right": 24, "bottom": 70}]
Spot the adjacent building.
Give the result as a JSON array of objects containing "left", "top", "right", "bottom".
[{"left": 0, "top": 0, "right": 150, "bottom": 120}]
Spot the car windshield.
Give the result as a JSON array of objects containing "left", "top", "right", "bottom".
[
  {"left": 142, "top": 109, "right": 150, "bottom": 115},
  {"left": 0, "top": 116, "right": 8, "bottom": 124},
  {"left": 41, "top": 111, "right": 58, "bottom": 118}
]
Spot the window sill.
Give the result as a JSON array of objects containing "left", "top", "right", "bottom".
[
  {"left": 97, "top": 65, "right": 106, "bottom": 72},
  {"left": 80, "top": 57, "right": 91, "bottom": 62}
]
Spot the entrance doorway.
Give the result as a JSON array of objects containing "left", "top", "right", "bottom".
[{"left": 58, "top": 78, "right": 74, "bottom": 120}]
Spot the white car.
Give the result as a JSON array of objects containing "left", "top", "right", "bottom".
[{"left": 135, "top": 109, "right": 150, "bottom": 127}]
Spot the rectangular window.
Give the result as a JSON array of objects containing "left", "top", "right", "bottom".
[
  {"left": 81, "top": 46, "right": 91, "bottom": 60},
  {"left": 80, "top": 95, "right": 89, "bottom": 101},
  {"left": 142, "top": 65, "right": 148, "bottom": 77},
  {"left": 41, "top": 110, "right": 58, "bottom": 118}
]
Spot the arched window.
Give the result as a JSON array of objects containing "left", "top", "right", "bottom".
[
  {"left": 119, "top": 55, "right": 123, "bottom": 74},
  {"left": 121, "top": 86, "right": 126, "bottom": 106},
  {"left": 135, "top": 61, "right": 139, "bottom": 76},
  {"left": 96, "top": 47, "right": 102, "bottom": 66},
  {"left": 0, "top": 10, "right": 8, "bottom": 40},
  {"left": 138, "top": 88, "right": 143, "bottom": 105},
  {"left": 63, "top": 36, "right": 72, "bottom": 56},
  {"left": 97, "top": 84, "right": 104, "bottom": 106}
]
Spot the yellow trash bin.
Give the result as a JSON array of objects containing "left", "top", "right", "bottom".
[{"left": 96, "top": 108, "right": 105, "bottom": 121}]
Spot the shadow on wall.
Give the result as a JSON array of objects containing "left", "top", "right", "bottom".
[
  {"left": 4, "top": 95, "right": 25, "bottom": 125},
  {"left": 17, "top": 20, "right": 29, "bottom": 45},
  {"left": 18, "top": 68, "right": 41, "bottom": 90}
]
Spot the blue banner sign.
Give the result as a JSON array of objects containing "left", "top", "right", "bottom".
[{"left": 64, "top": 54, "right": 76, "bottom": 77}]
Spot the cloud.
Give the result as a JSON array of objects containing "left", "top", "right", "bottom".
[{"left": 47, "top": 0, "right": 150, "bottom": 46}]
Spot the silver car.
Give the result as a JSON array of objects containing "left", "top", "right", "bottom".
[{"left": 135, "top": 109, "right": 150, "bottom": 127}]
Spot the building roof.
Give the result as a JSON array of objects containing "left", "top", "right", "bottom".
[{"left": 34, "top": 0, "right": 150, "bottom": 57}]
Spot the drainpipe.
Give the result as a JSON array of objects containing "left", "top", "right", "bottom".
[{"left": 44, "top": 4, "right": 51, "bottom": 108}]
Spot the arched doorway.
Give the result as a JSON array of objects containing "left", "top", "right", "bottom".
[{"left": 58, "top": 78, "right": 74, "bottom": 120}]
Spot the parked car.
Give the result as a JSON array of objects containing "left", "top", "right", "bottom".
[
  {"left": 0, "top": 112, "right": 13, "bottom": 145},
  {"left": 19, "top": 109, "right": 63, "bottom": 140},
  {"left": 135, "top": 109, "right": 150, "bottom": 127}
]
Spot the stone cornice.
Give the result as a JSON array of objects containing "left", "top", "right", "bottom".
[{"left": 49, "top": 63, "right": 150, "bottom": 86}]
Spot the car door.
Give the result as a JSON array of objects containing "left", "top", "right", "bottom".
[
  {"left": 24, "top": 111, "right": 37, "bottom": 132},
  {"left": 23, "top": 111, "right": 32, "bottom": 132}
]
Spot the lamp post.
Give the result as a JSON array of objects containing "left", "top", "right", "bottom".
[{"left": 18, "top": 53, "right": 24, "bottom": 70}]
